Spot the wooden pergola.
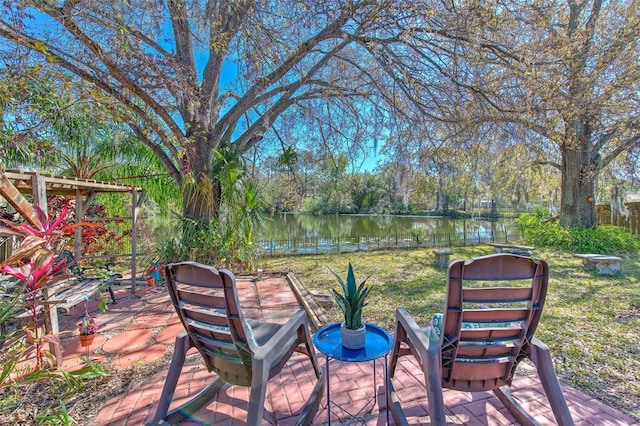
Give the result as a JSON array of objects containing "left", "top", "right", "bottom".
[{"left": 0, "top": 169, "right": 144, "bottom": 290}]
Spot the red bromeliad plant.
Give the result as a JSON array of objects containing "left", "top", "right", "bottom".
[
  {"left": 0, "top": 204, "right": 80, "bottom": 369},
  {"left": 49, "top": 195, "right": 123, "bottom": 255}
]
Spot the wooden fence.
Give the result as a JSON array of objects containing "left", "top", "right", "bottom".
[
  {"left": 596, "top": 202, "right": 640, "bottom": 236},
  {"left": 0, "top": 236, "right": 13, "bottom": 263},
  {"left": 257, "top": 229, "right": 524, "bottom": 256}
]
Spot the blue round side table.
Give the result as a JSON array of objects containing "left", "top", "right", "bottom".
[{"left": 314, "top": 322, "right": 393, "bottom": 424}]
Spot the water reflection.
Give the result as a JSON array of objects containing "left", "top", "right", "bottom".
[{"left": 260, "top": 213, "right": 517, "bottom": 242}]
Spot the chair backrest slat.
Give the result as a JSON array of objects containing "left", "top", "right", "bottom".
[
  {"left": 457, "top": 353, "right": 516, "bottom": 361},
  {"left": 181, "top": 306, "right": 228, "bottom": 324},
  {"left": 462, "top": 287, "right": 532, "bottom": 303},
  {"left": 462, "top": 308, "right": 530, "bottom": 323},
  {"left": 176, "top": 288, "right": 225, "bottom": 308},
  {"left": 192, "top": 332, "right": 236, "bottom": 351},
  {"left": 459, "top": 328, "right": 521, "bottom": 340}
]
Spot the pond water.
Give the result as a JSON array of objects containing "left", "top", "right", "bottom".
[
  {"left": 260, "top": 213, "right": 517, "bottom": 239},
  {"left": 258, "top": 214, "right": 520, "bottom": 255}
]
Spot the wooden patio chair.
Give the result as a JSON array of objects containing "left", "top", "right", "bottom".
[
  {"left": 149, "top": 261, "right": 325, "bottom": 426},
  {"left": 388, "top": 253, "right": 574, "bottom": 426}
]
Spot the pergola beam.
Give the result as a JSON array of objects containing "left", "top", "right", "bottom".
[
  {"left": 2, "top": 170, "right": 136, "bottom": 195},
  {"left": 0, "top": 171, "right": 40, "bottom": 227},
  {"left": 0, "top": 169, "right": 143, "bottom": 293}
]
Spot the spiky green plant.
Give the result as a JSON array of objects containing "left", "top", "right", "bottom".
[{"left": 330, "top": 263, "right": 371, "bottom": 330}]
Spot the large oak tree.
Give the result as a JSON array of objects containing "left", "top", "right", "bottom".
[
  {"left": 0, "top": 0, "right": 403, "bottom": 224},
  {"left": 444, "top": 0, "right": 640, "bottom": 227},
  {"left": 352, "top": 0, "right": 639, "bottom": 227}
]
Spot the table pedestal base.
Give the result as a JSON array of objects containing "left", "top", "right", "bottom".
[{"left": 324, "top": 354, "right": 389, "bottom": 425}]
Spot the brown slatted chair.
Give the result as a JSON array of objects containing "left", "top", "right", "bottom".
[
  {"left": 150, "top": 262, "right": 325, "bottom": 426},
  {"left": 388, "top": 253, "right": 574, "bottom": 426}
]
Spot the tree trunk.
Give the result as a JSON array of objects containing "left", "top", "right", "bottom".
[
  {"left": 181, "top": 141, "right": 222, "bottom": 225},
  {"left": 436, "top": 175, "right": 445, "bottom": 212},
  {"left": 560, "top": 145, "right": 596, "bottom": 227},
  {"left": 182, "top": 178, "right": 221, "bottom": 225}
]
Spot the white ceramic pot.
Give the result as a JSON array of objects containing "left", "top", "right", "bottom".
[{"left": 341, "top": 323, "right": 366, "bottom": 350}]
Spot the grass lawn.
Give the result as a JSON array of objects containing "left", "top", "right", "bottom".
[{"left": 265, "top": 246, "right": 640, "bottom": 421}]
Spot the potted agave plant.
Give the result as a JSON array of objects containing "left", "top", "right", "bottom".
[{"left": 330, "top": 262, "right": 371, "bottom": 350}]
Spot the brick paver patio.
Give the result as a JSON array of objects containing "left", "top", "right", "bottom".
[{"left": 55, "top": 275, "right": 639, "bottom": 425}]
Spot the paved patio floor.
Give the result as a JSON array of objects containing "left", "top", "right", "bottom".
[{"left": 55, "top": 274, "right": 639, "bottom": 425}]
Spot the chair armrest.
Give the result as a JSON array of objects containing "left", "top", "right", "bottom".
[
  {"left": 394, "top": 308, "right": 446, "bottom": 425},
  {"left": 395, "top": 307, "right": 437, "bottom": 358},
  {"left": 252, "top": 310, "right": 310, "bottom": 361}
]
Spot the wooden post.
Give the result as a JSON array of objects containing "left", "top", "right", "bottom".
[
  {"left": 131, "top": 188, "right": 138, "bottom": 293},
  {"left": 32, "top": 174, "right": 62, "bottom": 366},
  {"left": 31, "top": 174, "right": 47, "bottom": 216},
  {"left": 74, "top": 189, "right": 83, "bottom": 261}
]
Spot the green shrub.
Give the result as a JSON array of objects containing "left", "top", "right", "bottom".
[
  {"left": 516, "top": 211, "right": 639, "bottom": 254},
  {"left": 568, "top": 225, "right": 639, "bottom": 253}
]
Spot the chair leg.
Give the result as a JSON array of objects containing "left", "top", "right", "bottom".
[
  {"left": 294, "top": 365, "right": 327, "bottom": 426},
  {"left": 530, "top": 338, "right": 575, "bottom": 426},
  {"left": 165, "top": 378, "right": 226, "bottom": 424},
  {"left": 150, "top": 332, "right": 227, "bottom": 425},
  {"left": 247, "top": 359, "right": 270, "bottom": 426},
  {"left": 150, "top": 333, "right": 190, "bottom": 425},
  {"left": 297, "top": 324, "right": 321, "bottom": 379},
  {"left": 392, "top": 308, "right": 447, "bottom": 425},
  {"left": 423, "top": 342, "right": 447, "bottom": 426},
  {"left": 389, "top": 315, "right": 407, "bottom": 378},
  {"left": 493, "top": 387, "right": 540, "bottom": 426},
  {"left": 387, "top": 377, "right": 409, "bottom": 426},
  {"left": 108, "top": 285, "right": 117, "bottom": 304}
]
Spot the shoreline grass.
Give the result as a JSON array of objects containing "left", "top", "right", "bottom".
[{"left": 266, "top": 246, "right": 640, "bottom": 421}]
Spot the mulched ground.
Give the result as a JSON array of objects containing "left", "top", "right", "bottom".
[
  {"left": 0, "top": 354, "right": 175, "bottom": 425},
  {"left": 0, "top": 289, "right": 177, "bottom": 426}
]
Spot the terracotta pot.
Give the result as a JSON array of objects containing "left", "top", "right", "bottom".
[{"left": 79, "top": 333, "right": 95, "bottom": 347}]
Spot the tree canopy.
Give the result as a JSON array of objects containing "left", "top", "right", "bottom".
[
  {"left": 0, "top": 0, "right": 638, "bottom": 228},
  {"left": 1, "top": 0, "right": 398, "bottom": 223}
]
